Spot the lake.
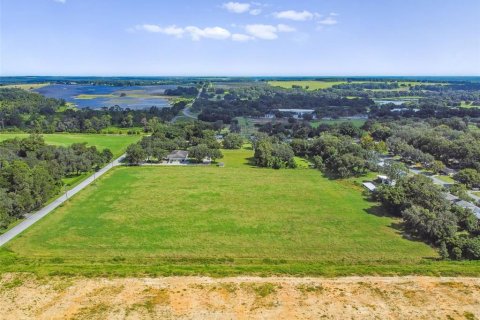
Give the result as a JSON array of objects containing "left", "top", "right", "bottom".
[{"left": 34, "top": 84, "right": 175, "bottom": 110}]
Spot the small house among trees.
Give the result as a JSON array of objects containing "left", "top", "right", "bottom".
[{"left": 166, "top": 150, "right": 189, "bottom": 164}]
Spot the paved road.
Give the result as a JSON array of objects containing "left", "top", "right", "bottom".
[
  {"left": 0, "top": 154, "right": 125, "bottom": 247},
  {"left": 468, "top": 191, "right": 480, "bottom": 202},
  {"left": 172, "top": 86, "right": 203, "bottom": 123}
]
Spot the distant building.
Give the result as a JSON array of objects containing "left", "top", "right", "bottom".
[
  {"left": 166, "top": 150, "right": 188, "bottom": 164},
  {"left": 377, "top": 175, "right": 395, "bottom": 186},
  {"left": 277, "top": 109, "right": 316, "bottom": 119},
  {"left": 362, "top": 182, "right": 377, "bottom": 192}
]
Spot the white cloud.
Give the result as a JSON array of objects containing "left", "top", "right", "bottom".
[
  {"left": 318, "top": 16, "right": 338, "bottom": 25},
  {"left": 185, "top": 26, "right": 231, "bottom": 41},
  {"left": 277, "top": 24, "right": 295, "bottom": 32},
  {"left": 249, "top": 8, "right": 262, "bottom": 15},
  {"left": 245, "top": 24, "right": 278, "bottom": 40},
  {"left": 222, "top": 2, "right": 250, "bottom": 13},
  {"left": 161, "top": 25, "right": 186, "bottom": 37},
  {"left": 244, "top": 24, "right": 295, "bottom": 40},
  {"left": 137, "top": 24, "right": 162, "bottom": 33},
  {"left": 273, "top": 10, "right": 314, "bottom": 21},
  {"left": 134, "top": 24, "right": 230, "bottom": 40},
  {"left": 53, "top": 0, "right": 66, "bottom": 3},
  {"left": 133, "top": 20, "right": 296, "bottom": 42},
  {"left": 232, "top": 33, "right": 254, "bottom": 42},
  {"left": 135, "top": 24, "right": 185, "bottom": 37}
]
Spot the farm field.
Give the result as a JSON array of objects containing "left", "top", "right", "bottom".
[
  {"left": 267, "top": 80, "right": 437, "bottom": 91},
  {"left": 0, "top": 83, "right": 50, "bottom": 90},
  {"left": 2, "top": 147, "right": 479, "bottom": 277},
  {"left": 0, "top": 133, "right": 142, "bottom": 157},
  {"left": 268, "top": 80, "right": 347, "bottom": 90}
]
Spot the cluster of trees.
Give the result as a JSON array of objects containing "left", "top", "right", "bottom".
[
  {"left": 370, "top": 103, "right": 480, "bottom": 119},
  {"left": 164, "top": 86, "right": 198, "bottom": 97},
  {"left": 0, "top": 135, "right": 112, "bottom": 229},
  {"left": 194, "top": 89, "right": 373, "bottom": 123},
  {"left": 308, "top": 134, "right": 376, "bottom": 178},
  {"left": 332, "top": 82, "right": 402, "bottom": 90},
  {"left": 255, "top": 118, "right": 378, "bottom": 177},
  {"left": 222, "top": 133, "right": 243, "bottom": 149},
  {"left": 0, "top": 88, "right": 188, "bottom": 133},
  {"left": 374, "top": 119, "right": 480, "bottom": 172},
  {"left": 252, "top": 134, "right": 296, "bottom": 169},
  {"left": 387, "top": 137, "right": 435, "bottom": 166},
  {"left": 375, "top": 175, "right": 480, "bottom": 260},
  {"left": 454, "top": 169, "right": 480, "bottom": 188},
  {"left": 125, "top": 122, "right": 223, "bottom": 165}
]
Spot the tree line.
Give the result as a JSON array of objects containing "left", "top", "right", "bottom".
[
  {"left": 0, "top": 135, "right": 113, "bottom": 229},
  {"left": 375, "top": 175, "right": 480, "bottom": 260},
  {"left": 125, "top": 122, "right": 226, "bottom": 165},
  {"left": 0, "top": 88, "right": 188, "bottom": 133}
]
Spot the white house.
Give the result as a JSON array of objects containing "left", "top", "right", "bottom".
[{"left": 166, "top": 150, "right": 188, "bottom": 164}]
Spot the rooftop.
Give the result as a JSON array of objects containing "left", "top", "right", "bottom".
[{"left": 166, "top": 150, "right": 189, "bottom": 159}]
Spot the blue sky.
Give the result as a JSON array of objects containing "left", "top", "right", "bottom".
[{"left": 1, "top": 0, "right": 479, "bottom": 76}]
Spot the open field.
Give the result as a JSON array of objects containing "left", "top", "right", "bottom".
[
  {"left": 1, "top": 274, "right": 479, "bottom": 320},
  {"left": 434, "top": 175, "right": 456, "bottom": 184},
  {"left": 268, "top": 80, "right": 444, "bottom": 92},
  {"left": 268, "top": 80, "right": 346, "bottom": 90},
  {"left": 2, "top": 147, "right": 479, "bottom": 276},
  {"left": 0, "top": 133, "right": 142, "bottom": 157},
  {"left": 0, "top": 83, "right": 50, "bottom": 90},
  {"left": 460, "top": 101, "right": 480, "bottom": 108},
  {"left": 310, "top": 119, "right": 366, "bottom": 128}
]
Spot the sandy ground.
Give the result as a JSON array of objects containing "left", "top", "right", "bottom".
[{"left": 1, "top": 274, "right": 479, "bottom": 319}]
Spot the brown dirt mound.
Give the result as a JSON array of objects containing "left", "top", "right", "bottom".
[{"left": 1, "top": 274, "right": 479, "bottom": 319}]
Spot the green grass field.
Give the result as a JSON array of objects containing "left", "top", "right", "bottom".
[
  {"left": 434, "top": 175, "right": 456, "bottom": 184},
  {"left": 310, "top": 119, "right": 366, "bottom": 128},
  {"left": 1, "top": 83, "right": 50, "bottom": 90},
  {"left": 460, "top": 101, "right": 480, "bottom": 109},
  {"left": 268, "top": 80, "right": 442, "bottom": 92},
  {"left": 1, "top": 147, "right": 479, "bottom": 276},
  {"left": 268, "top": 80, "right": 346, "bottom": 90},
  {"left": 0, "top": 133, "right": 142, "bottom": 157}
]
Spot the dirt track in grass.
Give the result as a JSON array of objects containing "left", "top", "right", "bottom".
[{"left": 1, "top": 274, "right": 479, "bottom": 319}]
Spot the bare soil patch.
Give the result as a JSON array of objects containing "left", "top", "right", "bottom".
[{"left": 1, "top": 274, "right": 479, "bottom": 319}]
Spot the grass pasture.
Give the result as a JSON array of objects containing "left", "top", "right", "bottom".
[
  {"left": 2, "top": 147, "right": 479, "bottom": 276},
  {"left": 268, "top": 80, "right": 346, "bottom": 90},
  {"left": 310, "top": 119, "right": 366, "bottom": 128},
  {"left": 0, "top": 83, "right": 50, "bottom": 90},
  {"left": 0, "top": 133, "right": 142, "bottom": 157}
]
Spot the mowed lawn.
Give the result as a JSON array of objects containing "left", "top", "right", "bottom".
[
  {"left": 0, "top": 133, "right": 142, "bottom": 157},
  {"left": 2, "top": 148, "right": 479, "bottom": 276}
]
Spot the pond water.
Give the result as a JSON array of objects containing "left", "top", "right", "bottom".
[{"left": 34, "top": 84, "right": 176, "bottom": 110}]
